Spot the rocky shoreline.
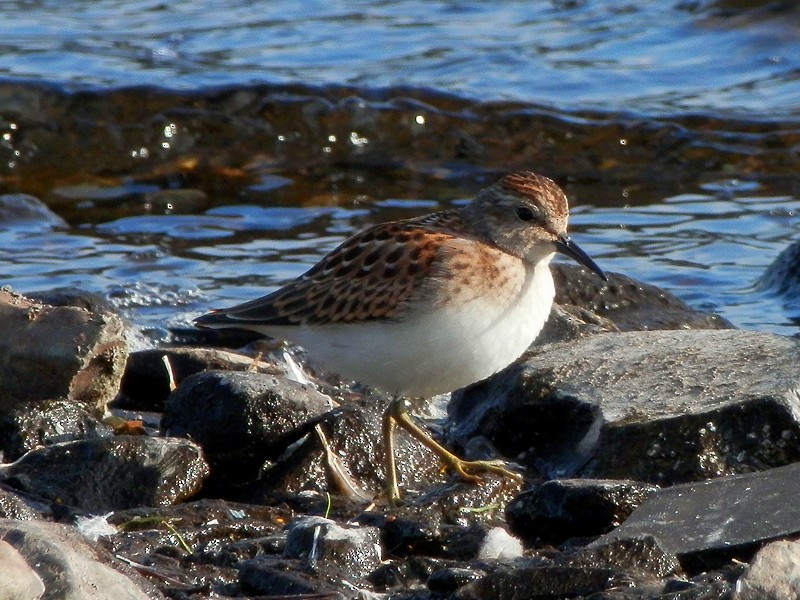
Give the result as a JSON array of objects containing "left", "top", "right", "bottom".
[{"left": 0, "top": 258, "right": 799, "bottom": 599}]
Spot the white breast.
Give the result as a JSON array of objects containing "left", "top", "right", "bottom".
[{"left": 278, "top": 257, "right": 556, "bottom": 397}]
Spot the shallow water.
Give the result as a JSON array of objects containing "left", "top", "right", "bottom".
[
  {"left": 1, "top": 176, "right": 798, "bottom": 343},
  {"left": 0, "top": 1, "right": 798, "bottom": 343}
]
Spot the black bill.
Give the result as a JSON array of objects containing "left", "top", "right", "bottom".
[{"left": 555, "top": 235, "right": 608, "bottom": 282}]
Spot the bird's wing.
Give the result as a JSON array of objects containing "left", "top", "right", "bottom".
[{"left": 195, "top": 215, "right": 463, "bottom": 328}]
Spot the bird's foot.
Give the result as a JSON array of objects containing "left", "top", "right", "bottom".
[{"left": 443, "top": 456, "right": 524, "bottom": 485}]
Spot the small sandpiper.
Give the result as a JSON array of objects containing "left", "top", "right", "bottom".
[{"left": 195, "top": 171, "right": 607, "bottom": 501}]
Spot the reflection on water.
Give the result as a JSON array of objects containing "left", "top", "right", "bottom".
[{"left": 1, "top": 179, "right": 797, "bottom": 342}]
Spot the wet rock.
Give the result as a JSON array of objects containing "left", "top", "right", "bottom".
[
  {"left": 594, "top": 462, "right": 800, "bottom": 572},
  {"left": 735, "top": 540, "right": 800, "bottom": 600},
  {"left": 284, "top": 515, "right": 382, "bottom": 583},
  {"left": 369, "top": 555, "right": 446, "bottom": 592},
  {"left": 0, "top": 518, "right": 160, "bottom": 599},
  {"left": 551, "top": 264, "right": 733, "bottom": 334},
  {"left": 161, "top": 370, "right": 333, "bottom": 487},
  {"left": 24, "top": 286, "right": 118, "bottom": 316},
  {"left": 454, "top": 563, "right": 619, "bottom": 600},
  {"left": 243, "top": 392, "right": 452, "bottom": 504},
  {"left": 119, "top": 346, "right": 282, "bottom": 411},
  {"left": 0, "top": 289, "right": 128, "bottom": 415},
  {"left": 451, "top": 330, "right": 800, "bottom": 485},
  {"left": 561, "top": 535, "right": 682, "bottom": 580},
  {"left": 0, "top": 539, "right": 45, "bottom": 600},
  {"left": 757, "top": 239, "right": 800, "bottom": 296},
  {"left": 427, "top": 566, "right": 486, "bottom": 595},
  {"left": 0, "top": 483, "right": 50, "bottom": 520},
  {"left": 1, "top": 435, "right": 208, "bottom": 512},
  {"left": 238, "top": 560, "right": 340, "bottom": 597},
  {"left": 0, "top": 192, "right": 67, "bottom": 229},
  {"left": 506, "top": 479, "right": 658, "bottom": 546},
  {"left": 0, "top": 398, "right": 112, "bottom": 462}
]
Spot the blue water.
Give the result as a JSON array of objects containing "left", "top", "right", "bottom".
[
  {"left": 1, "top": 179, "right": 798, "bottom": 344},
  {"left": 1, "top": 1, "right": 799, "bottom": 116},
  {"left": 0, "top": 1, "right": 798, "bottom": 341}
]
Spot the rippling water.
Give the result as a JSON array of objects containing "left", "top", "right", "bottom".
[
  {"left": 1, "top": 1, "right": 798, "bottom": 342},
  {"left": 2, "top": 177, "right": 798, "bottom": 343},
  {"left": 2, "top": 1, "right": 799, "bottom": 115}
]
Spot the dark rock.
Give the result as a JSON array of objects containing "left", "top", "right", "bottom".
[
  {"left": 162, "top": 370, "right": 333, "bottom": 487},
  {"left": 284, "top": 516, "right": 382, "bottom": 584},
  {"left": 454, "top": 563, "right": 620, "bottom": 600},
  {"left": 593, "top": 462, "right": 800, "bottom": 572},
  {"left": 119, "top": 347, "right": 282, "bottom": 410},
  {"left": 0, "top": 518, "right": 162, "bottom": 599},
  {"left": 25, "top": 286, "right": 117, "bottom": 316},
  {"left": 552, "top": 264, "right": 733, "bottom": 333},
  {"left": 756, "top": 239, "right": 800, "bottom": 296},
  {"left": 238, "top": 560, "right": 340, "bottom": 597},
  {"left": 245, "top": 393, "right": 453, "bottom": 505},
  {"left": 0, "top": 289, "right": 128, "bottom": 415},
  {"left": 427, "top": 566, "right": 486, "bottom": 595},
  {"left": 369, "top": 556, "right": 447, "bottom": 591},
  {"left": 0, "top": 483, "right": 50, "bottom": 520},
  {"left": 0, "top": 539, "right": 45, "bottom": 600},
  {"left": 0, "top": 398, "right": 111, "bottom": 461},
  {"left": 506, "top": 479, "right": 658, "bottom": 546},
  {"left": 735, "top": 540, "right": 800, "bottom": 600},
  {"left": 560, "top": 535, "right": 682, "bottom": 580},
  {"left": 1, "top": 435, "right": 208, "bottom": 512},
  {"left": 451, "top": 330, "right": 800, "bottom": 485}
]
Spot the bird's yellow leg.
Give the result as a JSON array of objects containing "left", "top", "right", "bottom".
[{"left": 383, "top": 397, "right": 522, "bottom": 502}]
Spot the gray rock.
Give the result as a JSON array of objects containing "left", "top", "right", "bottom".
[
  {"left": 0, "top": 519, "right": 159, "bottom": 599},
  {"left": 1, "top": 435, "right": 208, "bottom": 512},
  {"left": 735, "top": 540, "right": 800, "bottom": 600},
  {"left": 451, "top": 329, "right": 800, "bottom": 485},
  {"left": 162, "top": 370, "right": 332, "bottom": 486},
  {"left": 0, "top": 539, "right": 45, "bottom": 600},
  {"left": 506, "top": 479, "right": 658, "bottom": 545},
  {"left": 285, "top": 516, "right": 382, "bottom": 584},
  {"left": 0, "top": 289, "right": 128, "bottom": 415},
  {"left": 593, "top": 463, "right": 800, "bottom": 568}
]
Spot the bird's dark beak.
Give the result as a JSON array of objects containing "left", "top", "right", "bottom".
[{"left": 555, "top": 235, "right": 608, "bottom": 282}]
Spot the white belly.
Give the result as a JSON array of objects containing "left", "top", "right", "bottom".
[{"left": 271, "top": 260, "right": 555, "bottom": 397}]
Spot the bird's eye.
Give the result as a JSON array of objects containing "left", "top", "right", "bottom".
[{"left": 516, "top": 206, "right": 536, "bottom": 222}]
